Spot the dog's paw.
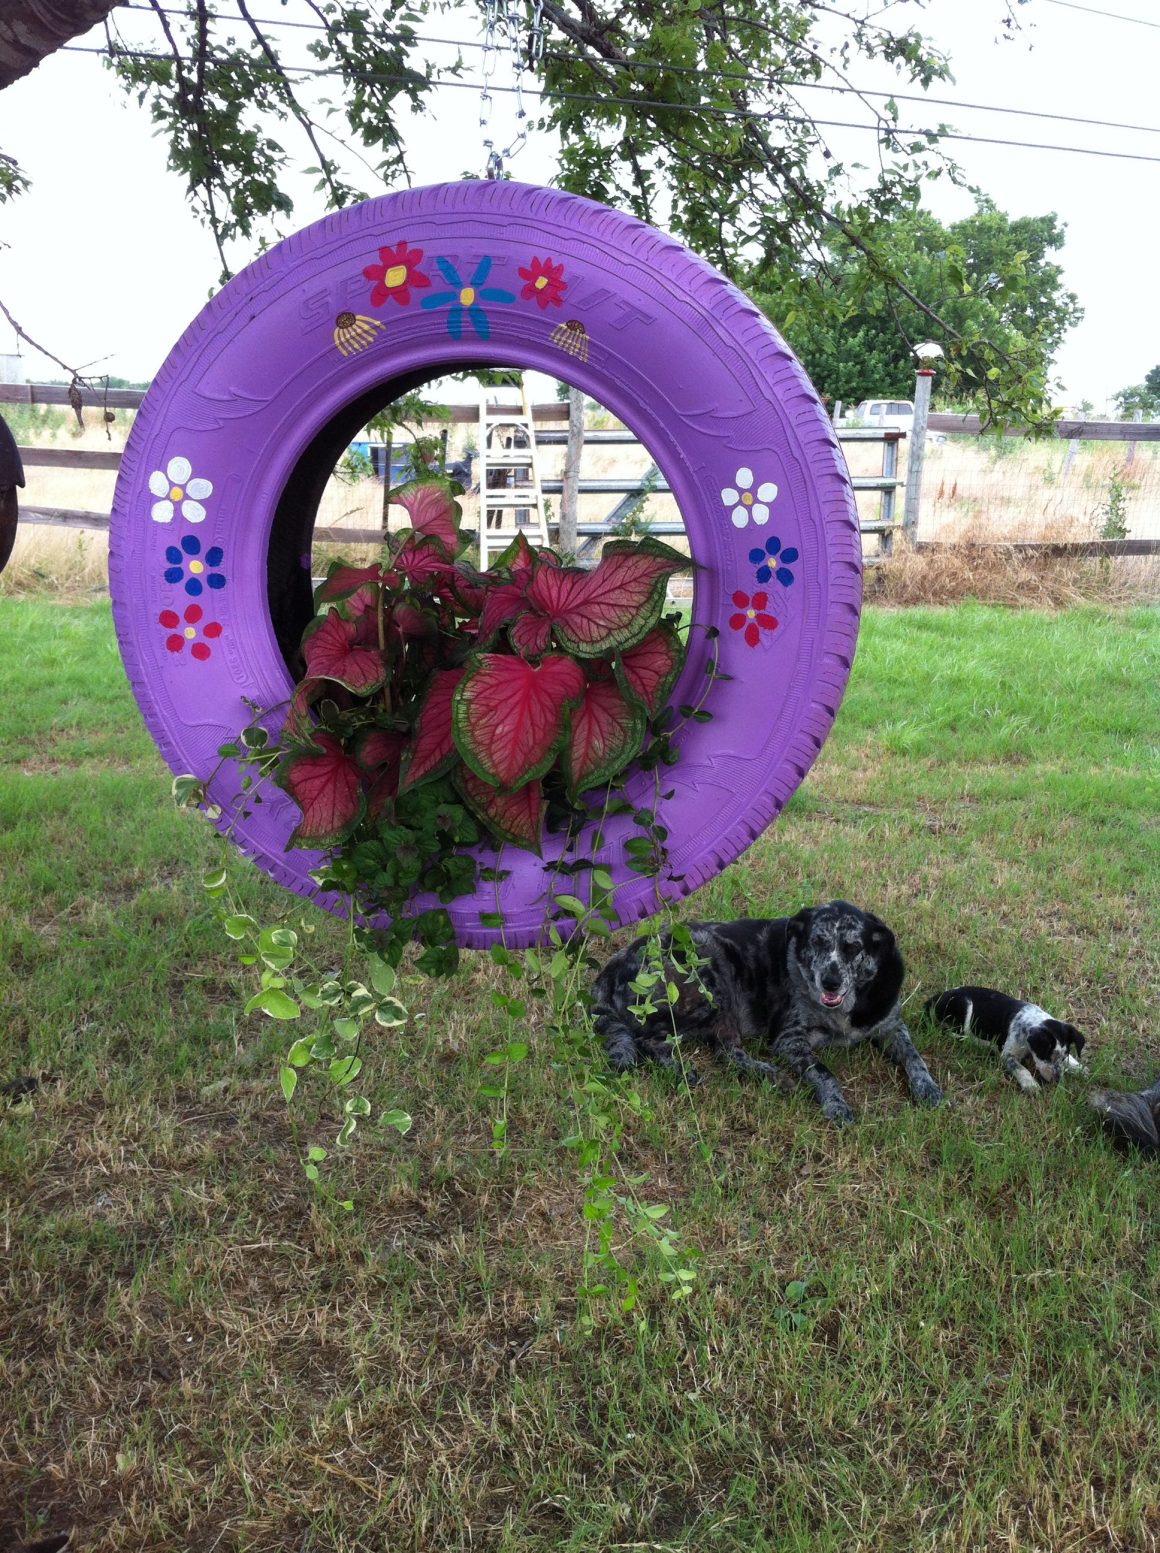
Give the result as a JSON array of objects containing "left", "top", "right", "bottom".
[
  {"left": 821, "top": 1095, "right": 855, "bottom": 1127},
  {"left": 910, "top": 1073, "right": 943, "bottom": 1108}
]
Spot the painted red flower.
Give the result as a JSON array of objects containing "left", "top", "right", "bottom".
[
  {"left": 363, "top": 242, "right": 431, "bottom": 308},
  {"left": 159, "top": 602, "right": 222, "bottom": 661},
  {"left": 517, "top": 256, "right": 566, "bottom": 310},
  {"left": 728, "top": 590, "right": 778, "bottom": 648}
]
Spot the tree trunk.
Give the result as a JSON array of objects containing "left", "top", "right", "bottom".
[
  {"left": 1, "top": 0, "right": 123, "bottom": 90},
  {"left": 559, "top": 385, "right": 584, "bottom": 557}
]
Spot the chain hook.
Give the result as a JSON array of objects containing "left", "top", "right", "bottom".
[{"left": 478, "top": 0, "right": 544, "bottom": 178}]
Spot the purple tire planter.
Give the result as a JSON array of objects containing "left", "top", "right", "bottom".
[{"left": 110, "top": 180, "right": 861, "bottom": 948}]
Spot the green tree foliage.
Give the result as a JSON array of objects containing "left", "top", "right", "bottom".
[
  {"left": 1111, "top": 383, "right": 1159, "bottom": 420},
  {"left": 755, "top": 198, "right": 1082, "bottom": 413},
  {"left": 7, "top": 0, "right": 1051, "bottom": 423},
  {"left": 1145, "top": 365, "right": 1160, "bottom": 399}
]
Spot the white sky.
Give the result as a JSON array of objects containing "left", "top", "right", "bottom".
[{"left": 0, "top": 0, "right": 1156, "bottom": 410}]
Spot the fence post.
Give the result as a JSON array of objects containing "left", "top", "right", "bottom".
[
  {"left": 903, "top": 363, "right": 935, "bottom": 545},
  {"left": 559, "top": 384, "right": 584, "bottom": 556},
  {"left": 1126, "top": 407, "right": 1143, "bottom": 466}
]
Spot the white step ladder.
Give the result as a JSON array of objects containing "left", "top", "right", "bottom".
[{"left": 477, "top": 378, "right": 550, "bottom": 569}]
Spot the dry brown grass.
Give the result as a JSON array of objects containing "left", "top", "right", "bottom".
[{"left": 867, "top": 522, "right": 1160, "bottom": 608}]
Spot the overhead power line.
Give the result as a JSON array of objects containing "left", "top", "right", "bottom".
[
  {"left": 64, "top": 43, "right": 1160, "bottom": 164},
  {"left": 1041, "top": 0, "right": 1160, "bottom": 29},
  {"left": 113, "top": 2, "right": 1160, "bottom": 141}
]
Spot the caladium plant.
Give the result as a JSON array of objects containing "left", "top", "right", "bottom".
[{"left": 265, "top": 476, "right": 691, "bottom": 933}]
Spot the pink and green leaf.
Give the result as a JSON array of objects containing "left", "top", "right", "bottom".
[
  {"left": 615, "top": 621, "right": 686, "bottom": 716},
  {"left": 563, "top": 677, "right": 646, "bottom": 799},
  {"left": 355, "top": 726, "right": 407, "bottom": 777},
  {"left": 509, "top": 611, "right": 553, "bottom": 658},
  {"left": 477, "top": 581, "right": 531, "bottom": 646},
  {"left": 282, "top": 676, "right": 327, "bottom": 746},
  {"left": 455, "top": 765, "right": 544, "bottom": 854},
  {"left": 278, "top": 733, "right": 366, "bottom": 848},
  {"left": 488, "top": 529, "right": 538, "bottom": 582},
  {"left": 302, "top": 609, "right": 386, "bottom": 694},
  {"left": 398, "top": 667, "right": 465, "bottom": 792},
  {"left": 453, "top": 652, "right": 585, "bottom": 790},
  {"left": 451, "top": 562, "right": 489, "bottom": 618},
  {"left": 391, "top": 479, "right": 464, "bottom": 555},
  {"left": 356, "top": 728, "right": 407, "bottom": 819},
  {"left": 315, "top": 561, "right": 385, "bottom": 609},
  {"left": 393, "top": 532, "right": 456, "bottom": 589},
  {"left": 524, "top": 537, "right": 690, "bottom": 657}
]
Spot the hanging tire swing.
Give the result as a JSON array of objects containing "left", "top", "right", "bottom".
[{"left": 110, "top": 180, "right": 861, "bottom": 948}]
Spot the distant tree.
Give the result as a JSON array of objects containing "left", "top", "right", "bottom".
[
  {"left": 752, "top": 197, "right": 1082, "bottom": 414},
  {"left": 1111, "top": 384, "right": 1160, "bottom": 420},
  {"left": 1144, "top": 365, "right": 1160, "bottom": 399}
]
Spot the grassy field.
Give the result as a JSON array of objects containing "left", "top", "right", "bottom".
[{"left": 2, "top": 597, "right": 1159, "bottom": 1552}]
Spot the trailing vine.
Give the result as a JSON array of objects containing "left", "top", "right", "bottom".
[{"left": 175, "top": 475, "right": 734, "bottom": 1316}]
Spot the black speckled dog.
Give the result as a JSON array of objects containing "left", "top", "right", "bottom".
[
  {"left": 1087, "top": 1079, "right": 1160, "bottom": 1155},
  {"left": 591, "top": 901, "right": 942, "bottom": 1125}
]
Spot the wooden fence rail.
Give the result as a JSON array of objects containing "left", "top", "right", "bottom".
[{"left": 6, "top": 385, "right": 1160, "bottom": 559}]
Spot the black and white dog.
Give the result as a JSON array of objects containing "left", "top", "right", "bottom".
[
  {"left": 924, "top": 986, "right": 1086, "bottom": 1092},
  {"left": 591, "top": 901, "right": 942, "bottom": 1125}
]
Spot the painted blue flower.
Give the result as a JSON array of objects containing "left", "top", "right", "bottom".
[
  {"left": 419, "top": 256, "right": 515, "bottom": 341},
  {"left": 748, "top": 534, "right": 798, "bottom": 587},
  {"left": 164, "top": 534, "right": 226, "bottom": 597}
]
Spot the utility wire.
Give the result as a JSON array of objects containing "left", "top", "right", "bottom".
[
  {"left": 1041, "top": 0, "right": 1160, "bottom": 29},
  {"left": 65, "top": 42, "right": 1160, "bottom": 164},
  {"left": 113, "top": 2, "right": 1160, "bottom": 140}
]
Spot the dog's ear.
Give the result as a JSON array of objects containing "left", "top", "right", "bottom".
[
  {"left": 1028, "top": 1026, "right": 1058, "bottom": 1062},
  {"left": 1060, "top": 1022, "right": 1085, "bottom": 1053},
  {"left": 786, "top": 907, "right": 813, "bottom": 945},
  {"left": 862, "top": 911, "right": 895, "bottom": 952}
]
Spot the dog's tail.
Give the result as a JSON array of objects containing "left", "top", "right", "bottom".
[{"left": 1088, "top": 1082, "right": 1160, "bottom": 1155}]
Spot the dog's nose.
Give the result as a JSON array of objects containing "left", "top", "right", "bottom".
[{"left": 821, "top": 968, "right": 843, "bottom": 992}]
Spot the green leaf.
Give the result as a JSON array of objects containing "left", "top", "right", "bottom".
[
  {"left": 554, "top": 894, "right": 587, "bottom": 918},
  {"left": 306, "top": 1146, "right": 327, "bottom": 1162},
  {"left": 332, "top": 1016, "right": 359, "bottom": 1041},
  {"left": 287, "top": 1038, "right": 314, "bottom": 1068},
  {"left": 369, "top": 957, "right": 395, "bottom": 996},
  {"left": 379, "top": 1108, "right": 413, "bottom": 1135},
  {"left": 329, "top": 1056, "right": 363, "bottom": 1086},
  {"left": 246, "top": 989, "right": 301, "bottom": 1020},
  {"left": 279, "top": 1065, "right": 297, "bottom": 1102},
  {"left": 374, "top": 999, "right": 408, "bottom": 1028},
  {"left": 222, "top": 914, "right": 257, "bottom": 940},
  {"left": 344, "top": 1095, "right": 372, "bottom": 1116},
  {"left": 172, "top": 774, "right": 204, "bottom": 807}
]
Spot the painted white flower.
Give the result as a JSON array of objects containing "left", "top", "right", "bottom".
[
  {"left": 721, "top": 466, "right": 777, "bottom": 529},
  {"left": 149, "top": 456, "right": 213, "bottom": 524}
]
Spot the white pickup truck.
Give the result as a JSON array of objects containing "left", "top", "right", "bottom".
[{"left": 850, "top": 398, "right": 914, "bottom": 430}]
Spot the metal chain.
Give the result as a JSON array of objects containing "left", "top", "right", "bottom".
[
  {"left": 479, "top": 0, "right": 544, "bottom": 179},
  {"left": 479, "top": 0, "right": 502, "bottom": 179}
]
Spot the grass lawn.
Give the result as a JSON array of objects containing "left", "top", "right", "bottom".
[{"left": 2, "top": 597, "right": 1158, "bottom": 1553}]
